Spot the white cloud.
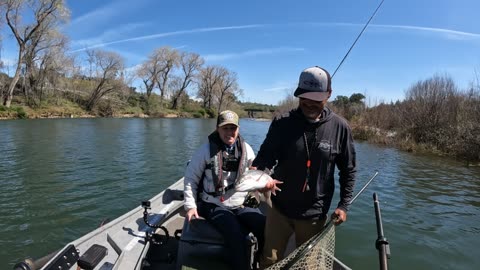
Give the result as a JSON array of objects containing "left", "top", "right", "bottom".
[
  {"left": 371, "top": 24, "right": 480, "bottom": 40},
  {"left": 69, "top": 0, "right": 148, "bottom": 29},
  {"left": 204, "top": 47, "right": 305, "bottom": 61},
  {"left": 261, "top": 85, "right": 295, "bottom": 92},
  {"left": 296, "top": 22, "right": 480, "bottom": 40},
  {"left": 71, "top": 23, "right": 149, "bottom": 49}
]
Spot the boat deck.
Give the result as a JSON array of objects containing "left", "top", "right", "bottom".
[{"left": 143, "top": 209, "right": 232, "bottom": 270}]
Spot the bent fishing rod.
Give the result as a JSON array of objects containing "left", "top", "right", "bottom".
[{"left": 331, "top": 0, "right": 386, "bottom": 79}]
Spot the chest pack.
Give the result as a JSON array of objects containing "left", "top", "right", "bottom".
[{"left": 200, "top": 132, "right": 249, "bottom": 198}]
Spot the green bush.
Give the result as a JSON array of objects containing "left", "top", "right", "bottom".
[
  {"left": 192, "top": 111, "right": 204, "bottom": 118},
  {"left": 0, "top": 105, "right": 28, "bottom": 119},
  {"left": 15, "top": 107, "right": 27, "bottom": 119},
  {"left": 205, "top": 108, "right": 216, "bottom": 118}
]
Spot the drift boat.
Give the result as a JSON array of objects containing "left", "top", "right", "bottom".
[{"left": 14, "top": 176, "right": 368, "bottom": 270}]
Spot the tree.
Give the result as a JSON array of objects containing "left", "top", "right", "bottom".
[
  {"left": 215, "top": 68, "right": 241, "bottom": 113},
  {"left": 170, "top": 52, "right": 204, "bottom": 110},
  {"left": 155, "top": 47, "right": 179, "bottom": 103},
  {"left": 197, "top": 65, "right": 221, "bottom": 110},
  {"left": 1, "top": 0, "right": 69, "bottom": 107},
  {"left": 402, "top": 74, "right": 459, "bottom": 146},
  {"left": 84, "top": 50, "right": 124, "bottom": 111},
  {"left": 23, "top": 32, "right": 69, "bottom": 106},
  {"left": 196, "top": 65, "right": 241, "bottom": 114},
  {"left": 349, "top": 93, "right": 365, "bottom": 104},
  {"left": 332, "top": 95, "right": 349, "bottom": 107}
]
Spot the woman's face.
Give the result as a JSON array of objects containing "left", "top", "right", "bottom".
[{"left": 217, "top": 124, "right": 239, "bottom": 145}]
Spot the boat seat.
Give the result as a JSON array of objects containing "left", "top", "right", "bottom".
[{"left": 176, "top": 218, "right": 258, "bottom": 270}]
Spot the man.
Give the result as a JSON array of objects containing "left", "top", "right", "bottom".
[
  {"left": 184, "top": 110, "right": 267, "bottom": 270},
  {"left": 252, "top": 66, "right": 357, "bottom": 267}
]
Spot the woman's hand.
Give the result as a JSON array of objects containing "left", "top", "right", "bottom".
[{"left": 186, "top": 208, "right": 199, "bottom": 222}]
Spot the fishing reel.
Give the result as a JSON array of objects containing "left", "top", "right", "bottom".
[{"left": 141, "top": 201, "right": 170, "bottom": 246}]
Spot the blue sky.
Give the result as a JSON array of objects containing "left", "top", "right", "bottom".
[{"left": 2, "top": 0, "right": 480, "bottom": 105}]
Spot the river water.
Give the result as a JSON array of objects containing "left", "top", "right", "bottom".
[{"left": 0, "top": 118, "right": 479, "bottom": 269}]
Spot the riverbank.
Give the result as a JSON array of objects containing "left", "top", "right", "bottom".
[
  {"left": 352, "top": 124, "right": 480, "bottom": 166},
  {"left": 2, "top": 104, "right": 478, "bottom": 164},
  {"left": 0, "top": 104, "right": 196, "bottom": 120}
]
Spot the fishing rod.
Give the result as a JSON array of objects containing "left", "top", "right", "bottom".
[
  {"left": 373, "top": 192, "right": 390, "bottom": 270},
  {"left": 350, "top": 171, "right": 378, "bottom": 204},
  {"left": 279, "top": 171, "right": 379, "bottom": 270},
  {"left": 331, "top": 0, "right": 386, "bottom": 78}
]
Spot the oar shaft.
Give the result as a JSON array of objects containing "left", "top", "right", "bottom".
[{"left": 373, "top": 193, "right": 390, "bottom": 270}]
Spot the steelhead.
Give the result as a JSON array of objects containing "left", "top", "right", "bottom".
[{"left": 235, "top": 170, "right": 274, "bottom": 192}]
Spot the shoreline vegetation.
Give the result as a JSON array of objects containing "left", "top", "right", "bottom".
[
  {"left": 1, "top": 73, "right": 479, "bottom": 166},
  {"left": 1, "top": 1, "right": 478, "bottom": 164}
]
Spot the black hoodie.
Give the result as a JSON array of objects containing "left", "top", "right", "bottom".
[{"left": 252, "top": 107, "right": 356, "bottom": 219}]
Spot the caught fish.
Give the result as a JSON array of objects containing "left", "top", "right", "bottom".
[{"left": 235, "top": 170, "right": 282, "bottom": 192}]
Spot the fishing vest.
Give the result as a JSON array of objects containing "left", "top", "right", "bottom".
[{"left": 202, "top": 132, "right": 249, "bottom": 198}]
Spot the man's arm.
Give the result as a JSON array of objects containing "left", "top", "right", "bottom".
[
  {"left": 252, "top": 120, "right": 281, "bottom": 170},
  {"left": 336, "top": 125, "right": 357, "bottom": 213}
]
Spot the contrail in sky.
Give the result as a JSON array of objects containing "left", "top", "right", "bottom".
[{"left": 70, "top": 25, "right": 267, "bottom": 53}]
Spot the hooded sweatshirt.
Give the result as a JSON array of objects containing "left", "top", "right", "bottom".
[{"left": 252, "top": 107, "right": 356, "bottom": 219}]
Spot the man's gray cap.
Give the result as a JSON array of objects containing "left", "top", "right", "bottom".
[{"left": 294, "top": 66, "right": 332, "bottom": 101}]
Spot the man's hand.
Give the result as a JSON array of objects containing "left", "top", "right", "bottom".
[
  {"left": 264, "top": 179, "right": 283, "bottom": 196},
  {"left": 186, "top": 208, "right": 199, "bottom": 222},
  {"left": 331, "top": 208, "right": 347, "bottom": 226}
]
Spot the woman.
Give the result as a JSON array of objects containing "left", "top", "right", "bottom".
[{"left": 184, "top": 110, "right": 265, "bottom": 270}]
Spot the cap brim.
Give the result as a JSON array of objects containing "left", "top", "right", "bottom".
[
  {"left": 296, "top": 91, "right": 330, "bottom": 102},
  {"left": 218, "top": 122, "right": 239, "bottom": 127}
]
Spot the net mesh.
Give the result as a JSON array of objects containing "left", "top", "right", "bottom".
[{"left": 265, "top": 221, "right": 339, "bottom": 270}]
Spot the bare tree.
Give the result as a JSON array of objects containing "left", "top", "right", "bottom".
[
  {"left": 55, "top": 52, "right": 79, "bottom": 102},
  {"left": 137, "top": 50, "right": 162, "bottom": 99},
  {"left": 23, "top": 32, "right": 69, "bottom": 106},
  {"left": 402, "top": 74, "right": 459, "bottom": 146},
  {"left": 155, "top": 47, "right": 179, "bottom": 103},
  {"left": 1, "top": 0, "right": 69, "bottom": 107},
  {"left": 84, "top": 50, "right": 124, "bottom": 111},
  {"left": 274, "top": 93, "right": 298, "bottom": 118},
  {"left": 136, "top": 46, "right": 179, "bottom": 110},
  {"left": 170, "top": 52, "right": 204, "bottom": 109},
  {"left": 197, "top": 65, "right": 221, "bottom": 110},
  {"left": 215, "top": 67, "right": 240, "bottom": 113},
  {"left": 197, "top": 65, "right": 241, "bottom": 113}
]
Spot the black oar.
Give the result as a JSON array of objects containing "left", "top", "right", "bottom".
[{"left": 373, "top": 193, "right": 391, "bottom": 270}]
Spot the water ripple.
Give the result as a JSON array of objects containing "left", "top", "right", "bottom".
[{"left": 1, "top": 120, "right": 479, "bottom": 270}]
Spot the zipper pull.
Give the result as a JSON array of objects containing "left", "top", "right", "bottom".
[
  {"left": 302, "top": 160, "right": 311, "bottom": 192},
  {"left": 302, "top": 179, "right": 310, "bottom": 192}
]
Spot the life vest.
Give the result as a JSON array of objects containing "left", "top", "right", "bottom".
[{"left": 203, "top": 131, "right": 249, "bottom": 198}]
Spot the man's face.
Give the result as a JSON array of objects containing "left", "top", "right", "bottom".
[
  {"left": 299, "top": 96, "right": 330, "bottom": 120},
  {"left": 217, "top": 124, "right": 239, "bottom": 145}
]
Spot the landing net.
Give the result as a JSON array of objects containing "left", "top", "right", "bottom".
[{"left": 266, "top": 220, "right": 350, "bottom": 270}]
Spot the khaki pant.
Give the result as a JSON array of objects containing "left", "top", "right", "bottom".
[{"left": 260, "top": 205, "right": 327, "bottom": 269}]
